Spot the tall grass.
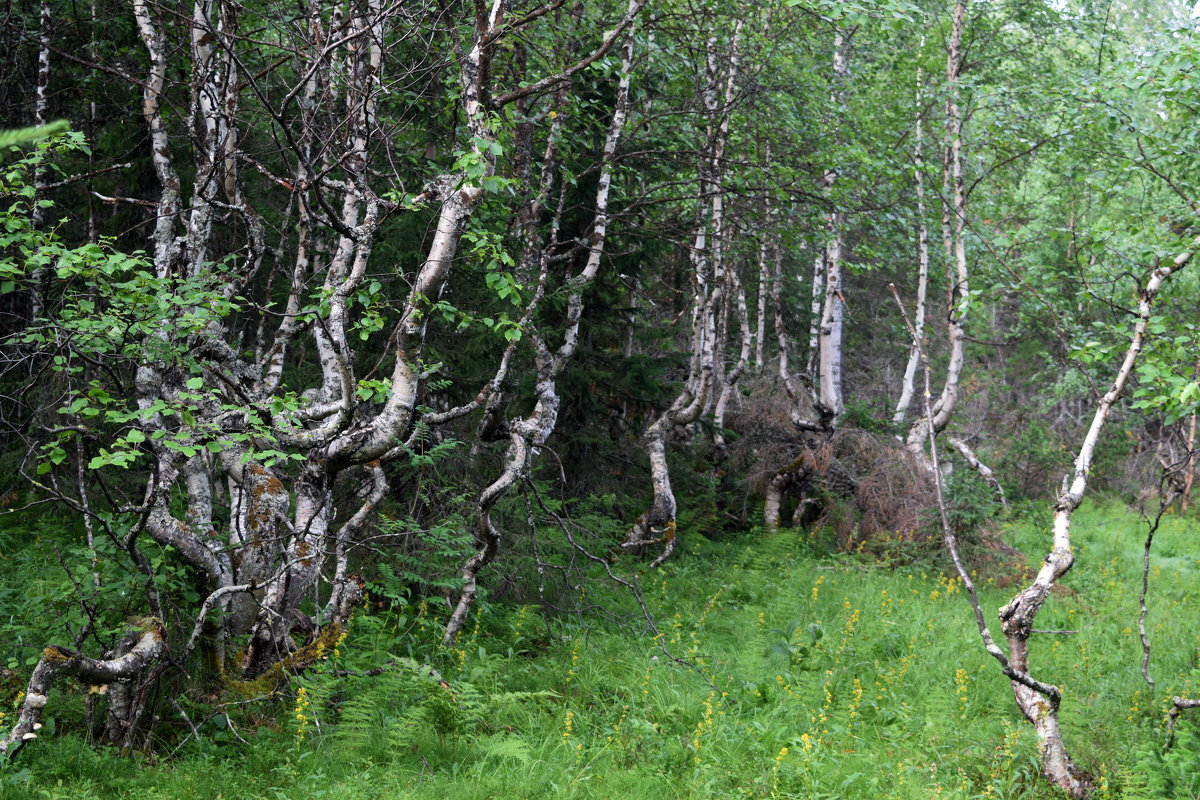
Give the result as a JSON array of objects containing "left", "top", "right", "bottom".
[{"left": 3, "top": 501, "right": 1199, "bottom": 799}]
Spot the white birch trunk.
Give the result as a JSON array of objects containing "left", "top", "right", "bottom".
[
  {"left": 133, "top": 0, "right": 182, "bottom": 279},
  {"left": 811, "top": 28, "right": 851, "bottom": 427},
  {"left": 29, "top": 1, "right": 51, "bottom": 319},
  {"left": 894, "top": 51, "right": 930, "bottom": 426},
  {"left": 714, "top": 274, "right": 751, "bottom": 448},
  {"left": 754, "top": 146, "right": 774, "bottom": 369},
  {"left": 806, "top": 248, "right": 824, "bottom": 377},
  {"left": 1, "top": 624, "right": 165, "bottom": 759},
  {"left": 445, "top": 1, "right": 640, "bottom": 643},
  {"left": 623, "top": 18, "right": 741, "bottom": 564},
  {"left": 905, "top": 1, "right": 968, "bottom": 464},
  {"left": 995, "top": 238, "right": 1195, "bottom": 798}
]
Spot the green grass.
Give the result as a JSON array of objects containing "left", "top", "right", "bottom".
[{"left": 3, "top": 500, "right": 1200, "bottom": 799}]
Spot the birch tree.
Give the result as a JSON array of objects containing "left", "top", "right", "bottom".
[
  {"left": 993, "top": 244, "right": 1194, "bottom": 797},
  {"left": 1, "top": 0, "right": 646, "bottom": 756},
  {"left": 762, "top": 19, "right": 858, "bottom": 531},
  {"left": 621, "top": 11, "right": 743, "bottom": 566},
  {"left": 445, "top": 2, "right": 640, "bottom": 643},
  {"left": 903, "top": 0, "right": 967, "bottom": 465}
]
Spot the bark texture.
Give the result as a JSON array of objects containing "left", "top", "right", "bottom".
[
  {"left": 995, "top": 240, "right": 1194, "bottom": 797},
  {"left": 1, "top": 622, "right": 165, "bottom": 759}
]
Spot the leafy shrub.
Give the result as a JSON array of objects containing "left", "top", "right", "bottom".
[{"left": 995, "top": 419, "right": 1065, "bottom": 503}]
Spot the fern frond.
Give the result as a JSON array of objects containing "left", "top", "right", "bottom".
[
  {"left": 0, "top": 121, "right": 69, "bottom": 148},
  {"left": 476, "top": 733, "right": 533, "bottom": 764}
]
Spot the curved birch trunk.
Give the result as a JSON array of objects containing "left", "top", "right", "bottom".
[
  {"left": 1, "top": 622, "right": 165, "bottom": 760},
  {"left": 995, "top": 242, "right": 1194, "bottom": 797},
  {"left": 623, "top": 19, "right": 742, "bottom": 564},
  {"left": 7, "top": 0, "right": 654, "bottom": 760},
  {"left": 444, "top": 3, "right": 640, "bottom": 644}
]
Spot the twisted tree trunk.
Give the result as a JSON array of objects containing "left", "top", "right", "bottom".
[
  {"left": 995, "top": 240, "right": 1194, "bottom": 797},
  {"left": 443, "top": 0, "right": 642, "bottom": 644},
  {"left": 623, "top": 17, "right": 742, "bottom": 565}
]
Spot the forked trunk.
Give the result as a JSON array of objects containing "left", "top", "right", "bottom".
[{"left": 995, "top": 239, "right": 1195, "bottom": 797}]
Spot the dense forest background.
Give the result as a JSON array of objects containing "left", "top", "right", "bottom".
[{"left": 1, "top": 0, "right": 1199, "bottom": 797}]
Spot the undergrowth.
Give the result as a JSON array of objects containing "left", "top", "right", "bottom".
[{"left": 3, "top": 500, "right": 1200, "bottom": 799}]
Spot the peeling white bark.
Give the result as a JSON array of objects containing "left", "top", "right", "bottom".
[
  {"left": 1, "top": 624, "right": 165, "bottom": 759},
  {"left": 894, "top": 48, "right": 930, "bottom": 426},
  {"left": 445, "top": 1, "right": 640, "bottom": 644},
  {"left": 754, "top": 148, "right": 773, "bottom": 369},
  {"left": 889, "top": 280, "right": 1082, "bottom": 799},
  {"left": 623, "top": 19, "right": 742, "bottom": 565}
]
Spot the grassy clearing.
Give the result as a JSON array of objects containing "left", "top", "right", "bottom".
[{"left": 4, "top": 500, "right": 1200, "bottom": 799}]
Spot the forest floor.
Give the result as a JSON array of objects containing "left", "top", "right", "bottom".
[{"left": 3, "top": 500, "right": 1200, "bottom": 799}]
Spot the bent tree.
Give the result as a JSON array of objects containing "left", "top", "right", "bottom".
[
  {"left": 3, "top": 2, "right": 1199, "bottom": 795},
  {"left": 1, "top": 0, "right": 645, "bottom": 758},
  {"left": 996, "top": 246, "right": 1192, "bottom": 798},
  {"left": 444, "top": 0, "right": 640, "bottom": 644},
  {"left": 621, "top": 8, "right": 745, "bottom": 565},
  {"left": 980, "top": 33, "right": 1200, "bottom": 796}
]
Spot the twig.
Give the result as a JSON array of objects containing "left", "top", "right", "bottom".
[
  {"left": 889, "top": 283, "right": 1062, "bottom": 702},
  {"left": 91, "top": 191, "right": 157, "bottom": 208},
  {"left": 44, "top": 163, "right": 133, "bottom": 190},
  {"left": 167, "top": 698, "right": 201, "bottom": 758},
  {"left": 1137, "top": 465, "right": 1184, "bottom": 690}
]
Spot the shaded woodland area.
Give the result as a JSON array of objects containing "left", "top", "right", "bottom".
[{"left": 1, "top": 0, "right": 1199, "bottom": 796}]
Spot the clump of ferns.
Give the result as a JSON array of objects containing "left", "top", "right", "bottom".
[{"left": 327, "top": 657, "right": 556, "bottom": 761}]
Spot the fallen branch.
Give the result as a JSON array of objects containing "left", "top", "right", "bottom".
[{"left": 0, "top": 619, "right": 165, "bottom": 760}]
